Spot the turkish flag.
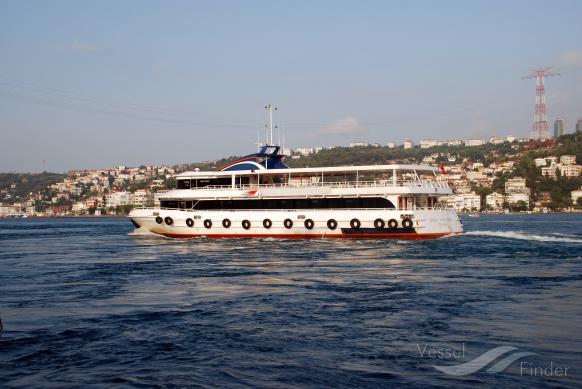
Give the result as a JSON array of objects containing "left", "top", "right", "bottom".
[{"left": 440, "top": 163, "right": 446, "bottom": 175}]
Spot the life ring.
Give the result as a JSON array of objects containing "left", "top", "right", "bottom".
[
  {"left": 155, "top": 216, "right": 163, "bottom": 224},
  {"left": 164, "top": 216, "right": 173, "bottom": 225},
  {"left": 203, "top": 219, "right": 212, "bottom": 229},
  {"left": 242, "top": 219, "right": 251, "bottom": 230},
  {"left": 388, "top": 219, "right": 398, "bottom": 229},
  {"left": 263, "top": 219, "right": 272, "bottom": 229},
  {"left": 186, "top": 218, "right": 194, "bottom": 227},
  {"left": 327, "top": 219, "right": 337, "bottom": 230},
  {"left": 374, "top": 218, "right": 385, "bottom": 229},
  {"left": 304, "top": 219, "right": 314, "bottom": 230},
  {"left": 402, "top": 218, "right": 413, "bottom": 229},
  {"left": 222, "top": 218, "right": 231, "bottom": 228},
  {"left": 350, "top": 218, "right": 361, "bottom": 229},
  {"left": 284, "top": 218, "right": 293, "bottom": 229}
]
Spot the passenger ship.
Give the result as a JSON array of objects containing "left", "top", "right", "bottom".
[{"left": 129, "top": 145, "right": 463, "bottom": 239}]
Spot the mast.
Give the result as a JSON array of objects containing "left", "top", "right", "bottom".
[{"left": 265, "top": 103, "right": 277, "bottom": 145}]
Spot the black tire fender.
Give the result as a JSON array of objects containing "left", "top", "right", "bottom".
[
  {"left": 402, "top": 218, "right": 414, "bottom": 229},
  {"left": 374, "top": 218, "right": 385, "bottom": 229},
  {"left": 388, "top": 219, "right": 398, "bottom": 229}
]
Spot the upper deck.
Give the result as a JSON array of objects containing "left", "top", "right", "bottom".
[
  {"left": 161, "top": 164, "right": 451, "bottom": 201},
  {"left": 176, "top": 163, "right": 441, "bottom": 179}
]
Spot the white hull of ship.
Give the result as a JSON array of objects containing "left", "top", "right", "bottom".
[{"left": 129, "top": 208, "right": 463, "bottom": 240}]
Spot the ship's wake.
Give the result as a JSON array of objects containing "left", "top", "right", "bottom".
[
  {"left": 128, "top": 227, "right": 163, "bottom": 237},
  {"left": 465, "top": 230, "right": 582, "bottom": 243}
]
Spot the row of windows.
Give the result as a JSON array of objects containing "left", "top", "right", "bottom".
[
  {"left": 177, "top": 178, "right": 234, "bottom": 189},
  {"left": 160, "top": 197, "right": 395, "bottom": 210},
  {"left": 177, "top": 175, "right": 290, "bottom": 189}
]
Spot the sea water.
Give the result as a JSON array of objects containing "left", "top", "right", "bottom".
[{"left": 0, "top": 214, "right": 581, "bottom": 387}]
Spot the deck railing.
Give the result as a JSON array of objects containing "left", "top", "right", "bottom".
[{"left": 182, "top": 180, "right": 449, "bottom": 191}]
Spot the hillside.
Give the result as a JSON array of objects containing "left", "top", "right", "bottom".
[{"left": 0, "top": 172, "right": 65, "bottom": 202}]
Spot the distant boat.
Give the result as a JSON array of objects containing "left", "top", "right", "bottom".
[{"left": 467, "top": 213, "right": 480, "bottom": 218}]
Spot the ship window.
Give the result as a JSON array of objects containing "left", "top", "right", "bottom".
[
  {"left": 177, "top": 179, "right": 191, "bottom": 189},
  {"left": 191, "top": 197, "right": 395, "bottom": 210},
  {"left": 161, "top": 200, "right": 178, "bottom": 209},
  {"left": 193, "top": 178, "right": 232, "bottom": 188}
]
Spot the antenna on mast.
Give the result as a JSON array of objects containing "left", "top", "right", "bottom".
[
  {"left": 265, "top": 103, "right": 277, "bottom": 145},
  {"left": 282, "top": 128, "right": 286, "bottom": 153}
]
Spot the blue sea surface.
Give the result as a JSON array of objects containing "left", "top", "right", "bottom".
[{"left": 0, "top": 214, "right": 581, "bottom": 388}]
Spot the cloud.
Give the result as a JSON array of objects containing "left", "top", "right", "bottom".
[
  {"left": 319, "top": 116, "right": 366, "bottom": 135},
  {"left": 556, "top": 51, "right": 582, "bottom": 68},
  {"left": 65, "top": 41, "right": 98, "bottom": 53}
]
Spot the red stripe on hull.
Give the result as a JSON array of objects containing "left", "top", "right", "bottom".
[{"left": 157, "top": 232, "right": 460, "bottom": 240}]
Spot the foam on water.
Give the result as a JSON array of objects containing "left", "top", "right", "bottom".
[
  {"left": 127, "top": 227, "right": 163, "bottom": 237},
  {"left": 465, "top": 230, "right": 582, "bottom": 243}
]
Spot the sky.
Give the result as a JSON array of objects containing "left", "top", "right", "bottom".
[{"left": 1, "top": 0, "right": 582, "bottom": 172}]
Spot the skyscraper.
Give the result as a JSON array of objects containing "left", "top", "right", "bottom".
[
  {"left": 576, "top": 118, "right": 582, "bottom": 133},
  {"left": 554, "top": 118, "right": 564, "bottom": 138}
]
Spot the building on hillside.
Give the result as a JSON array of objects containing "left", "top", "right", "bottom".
[
  {"left": 420, "top": 139, "right": 439, "bottom": 149},
  {"left": 445, "top": 139, "right": 463, "bottom": 146},
  {"left": 106, "top": 191, "right": 132, "bottom": 208},
  {"left": 554, "top": 118, "right": 564, "bottom": 138},
  {"left": 534, "top": 158, "right": 547, "bottom": 167},
  {"left": 465, "top": 139, "right": 485, "bottom": 147},
  {"left": 466, "top": 171, "right": 486, "bottom": 182},
  {"left": 486, "top": 192, "right": 504, "bottom": 210},
  {"left": 505, "top": 135, "right": 516, "bottom": 143},
  {"left": 72, "top": 202, "right": 87, "bottom": 213},
  {"left": 446, "top": 193, "right": 481, "bottom": 211},
  {"left": 132, "top": 189, "right": 152, "bottom": 206},
  {"left": 295, "top": 147, "right": 314, "bottom": 156},
  {"left": 535, "top": 192, "right": 552, "bottom": 207},
  {"left": 386, "top": 142, "right": 396, "bottom": 148},
  {"left": 571, "top": 188, "right": 582, "bottom": 204},
  {"left": 488, "top": 136, "right": 505, "bottom": 144},
  {"left": 560, "top": 155, "right": 576, "bottom": 165},
  {"left": 349, "top": 141, "right": 368, "bottom": 147},
  {"left": 505, "top": 177, "right": 528, "bottom": 193},
  {"left": 506, "top": 192, "right": 530, "bottom": 206},
  {"left": 403, "top": 140, "right": 414, "bottom": 149},
  {"left": 505, "top": 177, "right": 530, "bottom": 206},
  {"left": 45, "top": 205, "right": 72, "bottom": 216},
  {"left": 558, "top": 164, "right": 581, "bottom": 177},
  {"left": 541, "top": 166, "right": 557, "bottom": 179}
]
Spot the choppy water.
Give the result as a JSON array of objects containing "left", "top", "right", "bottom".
[{"left": 1, "top": 214, "right": 581, "bottom": 388}]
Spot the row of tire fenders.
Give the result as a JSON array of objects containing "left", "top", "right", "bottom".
[{"left": 155, "top": 215, "right": 414, "bottom": 230}]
